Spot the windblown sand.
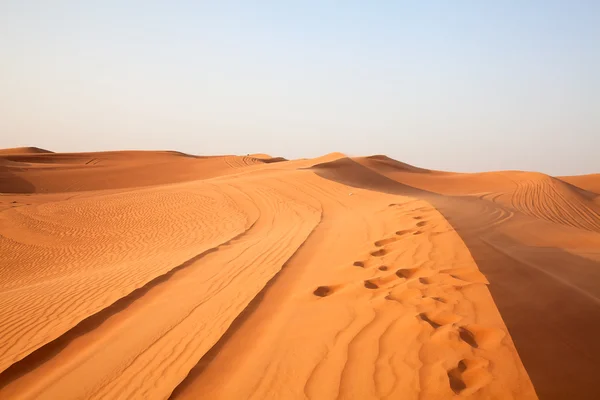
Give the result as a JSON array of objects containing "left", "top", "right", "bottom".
[{"left": 1, "top": 147, "right": 599, "bottom": 399}]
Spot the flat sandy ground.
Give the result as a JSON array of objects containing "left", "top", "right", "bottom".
[{"left": 1, "top": 147, "right": 599, "bottom": 399}]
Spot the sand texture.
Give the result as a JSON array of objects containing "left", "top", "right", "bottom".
[{"left": 1, "top": 148, "right": 599, "bottom": 399}]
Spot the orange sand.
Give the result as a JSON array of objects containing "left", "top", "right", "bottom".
[{"left": 1, "top": 148, "right": 598, "bottom": 399}]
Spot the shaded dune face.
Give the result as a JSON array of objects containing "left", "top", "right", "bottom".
[{"left": 0, "top": 148, "right": 598, "bottom": 399}]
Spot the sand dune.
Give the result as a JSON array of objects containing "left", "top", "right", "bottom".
[
  {"left": 1, "top": 149, "right": 599, "bottom": 399},
  {"left": 0, "top": 147, "right": 54, "bottom": 155},
  {"left": 0, "top": 150, "right": 269, "bottom": 194},
  {"left": 559, "top": 174, "right": 600, "bottom": 198}
]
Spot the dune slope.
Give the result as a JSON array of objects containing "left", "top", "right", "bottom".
[
  {"left": 353, "top": 157, "right": 600, "bottom": 400},
  {"left": 1, "top": 149, "right": 598, "bottom": 399}
]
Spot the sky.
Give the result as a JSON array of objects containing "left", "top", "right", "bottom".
[{"left": 1, "top": 1, "right": 598, "bottom": 175}]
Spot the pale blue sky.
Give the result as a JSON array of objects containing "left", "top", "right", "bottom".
[{"left": 1, "top": 1, "right": 598, "bottom": 174}]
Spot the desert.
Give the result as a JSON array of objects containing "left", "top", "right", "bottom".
[{"left": 1, "top": 147, "right": 598, "bottom": 399}]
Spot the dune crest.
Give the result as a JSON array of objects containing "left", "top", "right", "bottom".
[{"left": 1, "top": 149, "right": 599, "bottom": 399}]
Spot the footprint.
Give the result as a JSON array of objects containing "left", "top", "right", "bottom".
[
  {"left": 418, "top": 311, "right": 462, "bottom": 329},
  {"left": 448, "top": 367, "right": 467, "bottom": 394},
  {"left": 458, "top": 327, "right": 478, "bottom": 348},
  {"left": 418, "top": 313, "right": 442, "bottom": 329},
  {"left": 313, "top": 286, "right": 332, "bottom": 297},
  {"left": 395, "top": 230, "right": 409, "bottom": 236},
  {"left": 413, "top": 216, "right": 423, "bottom": 220},
  {"left": 353, "top": 261, "right": 365, "bottom": 268},
  {"left": 458, "top": 325, "right": 505, "bottom": 350},
  {"left": 370, "top": 249, "right": 387, "bottom": 257},
  {"left": 412, "top": 230, "right": 423, "bottom": 235},
  {"left": 364, "top": 280, "right": 379, "bottom": 289},
  {"left": 396, "top": 268, "right": 419, "bottom": 279},
  {"left": 416, "top": 221, "right": 427, "bottom": 227},
  {"left": 371, "top": 272, "right": 403, "bottom": 287},
  {"left": 447, "top": 358, "right": 492, "bottom": 395},
  {"left": 378, "top": 265, "right": 389, "bottom": 271},
  {"left": 374, "top": 237, "right": 398, "bottom": 247},
  {"left": 447, "top": 361, "right": 467, "bottom": 394}
]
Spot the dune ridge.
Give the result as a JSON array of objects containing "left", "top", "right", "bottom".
[{"left": 1, "top": 148, "right": 599, "bottom": 399}]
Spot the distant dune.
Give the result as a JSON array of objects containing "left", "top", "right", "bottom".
[
  {"left": 0, "top": 146, "right": 54, "bottom": 154},
  {"left": 1, "top": 148, "right": 599, "bottom": 399},
  {"left": 0, "top": 150, "right": 267, "bottom": 193},
  {"left": 559, "top": 174, "right": 600, "bottom": 197}
]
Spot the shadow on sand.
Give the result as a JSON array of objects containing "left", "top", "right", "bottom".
[{"left": 312, "top": 158, "right": 600, "bottom": 399}]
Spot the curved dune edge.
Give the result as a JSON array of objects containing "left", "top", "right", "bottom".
[{"left": 1, "top": 150, "right": 599, "bottom": 399}]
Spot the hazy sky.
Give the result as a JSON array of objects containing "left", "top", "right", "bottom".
[{"left": 1, "top": 1, "right": 598, "bottom": 174}]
